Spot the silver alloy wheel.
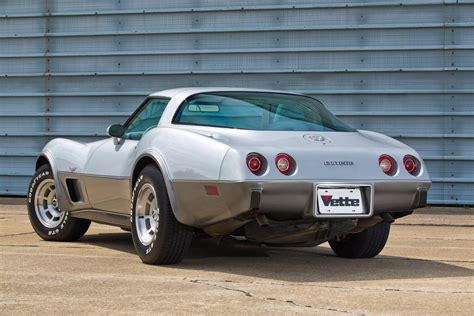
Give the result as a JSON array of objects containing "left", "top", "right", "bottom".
[
  {"left": 34, "top": 179, "right": 64, "bottom": 228},
  {"left": 135, "top": 183, "right": 159, "bottom": 246}
]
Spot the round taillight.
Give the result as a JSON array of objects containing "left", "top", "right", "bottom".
[
  {"left": 247, "top": 153, "right": 262, "bottom": 174},
  {"left": 379, "top": 155, "right": 394, "bottom": 175},
  {"left": 404, "top": 155, "right": 418, "bottom": 175},
  {"left": 275, "top": 153, "right": 292, "bottom": 175}
]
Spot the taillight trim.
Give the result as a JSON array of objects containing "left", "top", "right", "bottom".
[
  {"left": 246, "top": 153, "right": 265, "bottom": 175},
  {"left": 275, "top": 153, "right": 297, "bottom": 175},
  {"left": 403, "top": 155, "right": 419, "bottom": 175},
  {"left": 378, "top": 154, "right": 396, "bottom": 176},
  {"left": 275, "top": 153, "right": 291, "bottom": 175}
]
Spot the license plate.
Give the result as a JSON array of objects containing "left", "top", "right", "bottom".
[{"left": 317, "top": 187, "right": 365, "bottom": 215}]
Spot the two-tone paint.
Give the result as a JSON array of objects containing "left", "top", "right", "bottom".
[{"left": 35, "top": 87, "right": 431, "bottom": 231}]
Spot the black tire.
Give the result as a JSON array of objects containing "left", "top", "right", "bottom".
[
  {"left": 131, "top": 165, "right": 193, "bottom": 265},
  {"left": 27, "top": 165, "right": 91, "bottom": 241},
  {"left": 329, "top": 222, "right": 391, "bottom": 258}
]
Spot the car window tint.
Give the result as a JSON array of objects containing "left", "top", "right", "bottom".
[
  {"left": 173, "top": 92, "right": 354, "bottom": 132},
  {"left": 124, "top": 98, "right": 169, "bottom": 140}
]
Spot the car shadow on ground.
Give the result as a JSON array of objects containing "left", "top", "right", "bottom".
[{"left": 80, "top": 232, "right": 472, "bottom": 283}]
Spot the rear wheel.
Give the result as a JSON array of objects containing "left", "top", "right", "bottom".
[
  {"left": 131, "top": 165, "right": 193, "bottom": 265},
  {"left": 329, "top": 222, "right": 391, "bottom": 258},
  {"left": 27, "top": 165, "right": 90, "bottom": 241}
]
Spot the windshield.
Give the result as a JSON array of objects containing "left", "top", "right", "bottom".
[{"left": 173, "top": 92, "right": 354, "bottom": 132}]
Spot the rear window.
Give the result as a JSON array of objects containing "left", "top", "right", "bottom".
[{"left": 173, "top": 92, "right": 354, "bottom": 132}]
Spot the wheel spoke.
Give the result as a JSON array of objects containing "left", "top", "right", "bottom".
[
  {"left": 49, "top": 208, "right": 59, "bottom": 218},
  {"left": 34, "top": 179, "right": 64, "bottom": 228},
  {"left": 135, "top": 183, "right": 160, "bottom": 246},
  {"left": 144, "top": 217, "right": 151, "bottom": 230}
]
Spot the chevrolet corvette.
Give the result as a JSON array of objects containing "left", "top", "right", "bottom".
[{"left": 27, "top": 88, "right": 431, "bottom": 264}]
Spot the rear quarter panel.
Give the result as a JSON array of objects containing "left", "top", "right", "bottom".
[
  {"left": 135, "top": 128, "right": 231, "bottom": 225},
  {"left": 136, "top": 127, "right": 231, "bottom": 181}
]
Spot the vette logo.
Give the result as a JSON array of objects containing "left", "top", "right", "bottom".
[
  {"left": 321, "top": 195, "right": 360, "bottom": 207},
  {"left": 324, "top": 161, "right": 354, "bottom": 166}
]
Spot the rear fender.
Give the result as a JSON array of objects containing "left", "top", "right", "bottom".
[{"left": 131, "top": 150, "right": 183, "bottom": 223}]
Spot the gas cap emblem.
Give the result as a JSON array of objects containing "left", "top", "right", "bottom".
[{"left": 303, "top": 134, "right": 331, "bottom": 144}]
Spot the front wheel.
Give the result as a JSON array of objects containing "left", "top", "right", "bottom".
[
  {"left": 329, "top": 222, "right": 391, "bottom": 258},
  {"left": 131, "top": 165, "right": 193, "bottom": 265},
  {"left": 27, "top": 165, "right": 90, "bottom": 241}
]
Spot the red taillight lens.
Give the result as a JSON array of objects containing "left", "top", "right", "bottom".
[
  {"left": 275, "top": 153, "right": 292, "bottom": 175},
  {"left": 379, "top": 155, "right": 394, "bottom": 175},
  {"left": 404, "top": 155, "right": 418, "bottom": 175},
  {"left": 247, "top": 153, "right": 262, "bottom": 174}
]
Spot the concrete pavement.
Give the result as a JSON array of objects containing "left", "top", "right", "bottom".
[{"left": 0, "top": 202, "right": 473, "bottom": 315}]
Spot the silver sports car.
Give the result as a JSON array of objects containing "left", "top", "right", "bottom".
[{"left": 27, "top": 87, "right": 431, "bottom": 264}]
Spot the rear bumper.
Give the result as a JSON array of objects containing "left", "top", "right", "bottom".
[{"left": 171, "top": 180, "right": 431, "bottom": 227}]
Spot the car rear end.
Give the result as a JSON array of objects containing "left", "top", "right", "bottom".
[
  {"left": 216, "top": 129, "right": 431, "bottom": 222},
  {"left": 169, "top": 90, "right": 431, "bottom": 247}
]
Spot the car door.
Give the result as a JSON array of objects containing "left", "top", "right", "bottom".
[{"left": 83, "top": 97, "right": 170, "bottom": 214}]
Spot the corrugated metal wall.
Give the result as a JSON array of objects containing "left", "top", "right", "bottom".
[{"left": 0, "top": 0, "right": 473, "bottom": 204}]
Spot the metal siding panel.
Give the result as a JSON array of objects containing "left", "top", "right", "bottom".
[
  {"left": 45, "top": 6, "right": 451, "bottom": 34},
  {"left": 317, "top": 94, "right": 474, "bottom": 113},
  {"left": 0, "top": 1, "right": 473, "bottom": 205},
  {"left": 0, "top": 58, "right": 45, "bottom": 74},
  {"left": 44, "top": 96, "right": 143, "bottom": 113},
  {"left": 13, "top": 49, "right": 468, "bottom": 74},
  {"left": 0, "top": 97, "right": 46, "bottom": 113},
  {"left": 44, "top": 1, "right": 449, "bottom": 13},
  {"left": 30, "top": 28, "right": 455, "bottom": 54},
  {"left": 427, "top": 160, "right": 474, "bottom": 179},
  {"left": 0, "top": 156, "right": 35, "bottom": 176},
  {"left": 9, "top": 72, "right": 467, "bottom": 92},
  {"left": 401, "top": 138, "right": 473, "bottom": 158},
  {"left": 0, "top": 38, "right": 46, "bottom": 54},
  {"left": 0, "top": 16, "right": 46, "bottom": 35},
  {"left": 0, "top": 0, "right": 46, "bottom": 15}
]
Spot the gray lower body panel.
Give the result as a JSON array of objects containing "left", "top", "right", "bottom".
[
  {"left": 172, "top": 180, "right": 431, "bottom": 227},
  {"left": 57, "top": 172, "right": 132, "bottom": 227},
  {"left": 71, "top": 209, "right": 130, "bottom": 228},
  {"left": 57, "top": 172, "right": 130, "bottom": 214},
  {"left": 56, "top": 170, "right": 430, "bottom": 230}
]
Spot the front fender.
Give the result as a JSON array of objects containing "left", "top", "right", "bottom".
[
  {"left": 33, "top": 150, "right": 63, "bottom": 205},
  {"left": 35, "top": 138, "right": 91, "bottom": 211}
]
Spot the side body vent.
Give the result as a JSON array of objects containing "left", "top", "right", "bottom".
[{"left": 65, "top": 178, "right": 83, "bottom": 203}]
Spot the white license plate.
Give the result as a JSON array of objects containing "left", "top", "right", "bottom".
[{"left": 317, "top": 188, "right": 365, "bottom": 215}]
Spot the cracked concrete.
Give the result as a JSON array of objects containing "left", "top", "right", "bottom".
[
  {"left": 0, "top": 202, "right": 473, "bottom": 315},
  {"left": 187, "top": 278, "right": 359, "bottom": 315}
]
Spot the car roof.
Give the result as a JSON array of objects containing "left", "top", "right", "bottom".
[{"left": 148, "top": 87, "right": 305, "bottom": 98}]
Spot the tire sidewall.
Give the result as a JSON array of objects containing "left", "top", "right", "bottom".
[
  {"left": 27, "top": 165, "right": 71, "bottom": 239},
  {"left": 130, "top": 169, "right": 162, "bottom": 262},
  {"left": 329, "top": 221, "right": 391, "bottom": 258}
]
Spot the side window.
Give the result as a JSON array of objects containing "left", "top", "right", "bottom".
[{"left": 123, "top": 98, "right": 170, "bottom": 140}]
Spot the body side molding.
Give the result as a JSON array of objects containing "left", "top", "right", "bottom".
[{"left": 71, "top": 209, "right": 130, "bottom": 228}]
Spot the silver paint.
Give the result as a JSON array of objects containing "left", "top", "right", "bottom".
[{"left": 35, "top": 87, "right": 432, "bottom": 229}]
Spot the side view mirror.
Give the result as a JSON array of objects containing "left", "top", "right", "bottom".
[{"left": 107, "top": 124, "right": 125, "bottom": 138}]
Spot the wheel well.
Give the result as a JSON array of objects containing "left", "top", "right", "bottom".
[
  {"left": 36, "top": 155, "right": 51, "bottom": 170},
  {"left": 132, "top": 156, "right": 158, "bottom": 186}
]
